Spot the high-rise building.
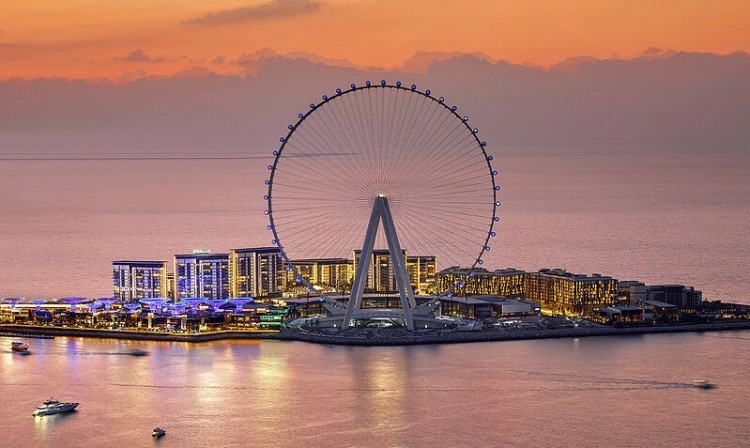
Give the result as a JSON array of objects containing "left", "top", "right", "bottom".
[
  {"left": 353, "top": 249, "right": 403, "bottom": 293},
  {"left": 289, "top": 258, "right": 353, "bottom": 293},
  {"left": 112, "top": 261, "right": 168, "bottom": 301},
  {"left": 352, "top": 250, "right": 436, "bottom": 294},
  {"left": 436, "top": 267, "right": 526, "bottom": 297},
  {"left": 406, "top": 255, "right": 437, "bottom": 294},
  {"left": 524, "top": 268, "right": 617, "bottom": 317},
  {"left": 230, "top": 247, "right": 286, "bottom": 298},
  {"left": 174, "top": 251, "right": 230, "bottom": 300}
]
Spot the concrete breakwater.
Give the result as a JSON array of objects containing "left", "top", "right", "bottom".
[
  {"left": 3, "top": 321, "right": 750, "bottom": 345},
  {"left": 280, "top": 321, "right": 750, "bottom": 346}
]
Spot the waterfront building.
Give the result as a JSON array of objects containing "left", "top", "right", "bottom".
[
  {"left": 524, "top": 268, "right": 618, "bottom": 317},
  {"left": 230, "top": 247, "right": 286, "bottom": 299},
  {"left": 353, "top": 249, "right": 403, "bottom": 293},
  {"left": 436, "top": 267, "right": 526, "bottom": 297},
  {"left": 174, "top": 251, "right": 230, "bottom": 300},
  {"left": 597, "top": 306, "right": 644, "bottom": 324},
  {"left": 638, "top": 299, "right": 679, "bottom": 323},
  {"left": 112, "top": 261, "right": 168, "bottom": 301},
  {"left": 617, "top": 281, "right": 647, "bottom": 305},
  {"left": 353, "top": 250, "right": 436, "bottom": 294},
  {"left": 644, "top": 284, "right": 702, "bottom": 309},
  {"left": 289, "top": 258, "right": 353, "bottom": 293},
  {"left": 406, "top": 255, "right": 437, "bottom": 294},
  {"left": 166, "top": 273, "right": 175, "bottom": 300},
  {"left": 438, "top": 295, "right": 539, "bottom": 320}
]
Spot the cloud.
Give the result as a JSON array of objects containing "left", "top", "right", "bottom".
[
  {"left": 184, "top": 0, "right": 323, "bottom": 26},
  {"left": 116, "top": 49, "right": 165, "bottom": 63}
]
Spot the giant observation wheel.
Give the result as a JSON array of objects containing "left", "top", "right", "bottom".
[{"left": 265, "top": 81, "right": 500, "bottom": 306}]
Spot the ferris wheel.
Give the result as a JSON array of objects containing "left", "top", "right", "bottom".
[{"left": 265, "top": 81, "right": 500, "bottom": 310}]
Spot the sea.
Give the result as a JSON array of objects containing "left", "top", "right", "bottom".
[
  {"left": 1, "top": 144, "right": 749, "bottom": 446},
  {"left": 1, "top": 333, "right": 749, "bottom": 447}
]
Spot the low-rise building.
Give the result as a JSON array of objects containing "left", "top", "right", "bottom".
[
  {"left": 645, "top": 284, "right": 702, "bottom": 309},
  {"left": 617, "top": 280, "right": 647, "bottom": 305},
  {"left": 597, "top": 305, "right": 644, "bottom": 324}
]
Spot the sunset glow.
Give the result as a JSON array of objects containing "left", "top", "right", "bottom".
[{"left": 1, "top": 0, "right": 748, "bottom": 80}]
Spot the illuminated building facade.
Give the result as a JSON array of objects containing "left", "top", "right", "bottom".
[
  {"left": 353, "top": 249, "right": 403, "bottom": 293},
  {"left": 436, "top": 267, "right": 526, "bottom": 298},
  {"left": 406, "top": 255, "right": 437, "bottom": 294},
  {"left": 289, "top": 258, "right": 353, "bottom": 293},
  {"left": 524, "top": 268, "right": 618, "bottom": 317},
  {"left": 174, "top": 252, "right": 230, "bottom": 300},
  {"left": 353, "top": 250, "right": 435, "bottom": 294},
  {"left": 230, "top": 247, "right": 286, "bottom": 298},
  {"left": 112, "top": 261, "right": 168, "bottom": 301}
]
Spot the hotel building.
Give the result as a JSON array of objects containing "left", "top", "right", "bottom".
[
  {"left": 524, "top": 268, "right": 618, "bottom": 317},
  {"left": 353, "top": 250, "right": 436, "bottom": 294},
  {"left": 290, "top": 258, "right": 353, "bottom": 293},
  {"left": 174, "top": 251, "right": 230, "bottom": 300},
  {"left": 230, "top": 247, "right": 286, "bottom": 298},
  {"left": 436, "top": 267, "right": 526, "bottom": 297},
  {"left": 112, "top": 261, "right": 168, "bottom": 301},
  {"left": 406, "top": 255, "right": 437, "bottom": 294}
]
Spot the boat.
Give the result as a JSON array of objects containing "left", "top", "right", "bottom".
[
  {"left": 11, "top": 341, "right": 29, "bottom": 352},
  {"left": 692, "top": 379, "right": 715, "bottom": 389},
  {"left": 152, "top": 427, "right": 166, "bottom": 438},
  {"left": 32, "top": 398, "right": 79, "bottom": 416},
  {"left": 129, "top": 349, "right": 148, "bottom": 356}
]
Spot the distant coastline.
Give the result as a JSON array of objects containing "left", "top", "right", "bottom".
[{"left": 4, "top": 321, "right": 750, "bottom": 346}]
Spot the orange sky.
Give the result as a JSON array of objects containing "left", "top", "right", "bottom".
[{"left": 1, "top": 0, "right": 748, "bottom": 80}]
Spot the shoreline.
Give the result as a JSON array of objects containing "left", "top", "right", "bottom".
[
  {"left": 0, "top": 325, "right": 280, "bottom": 343},
  {"left": 4, "top": 320, "right": 750, "bottom": 345}
]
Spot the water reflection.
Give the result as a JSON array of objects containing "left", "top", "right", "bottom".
[
  {"left": 2, "top": 335, "right": 749, "bottom": 447},
  {"left": 33, "top": 411, "right": 79, "bottom": 444},
  {"left": 346, "top": 347, "right": 411, "bottom": 445}
]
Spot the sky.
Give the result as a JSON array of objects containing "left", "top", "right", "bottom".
[
  {"left": 0, "top": 1, "right": 748, "bottom": 300},
  {"left": 1, "top": 0, "right": 749, "bottom": 80}
]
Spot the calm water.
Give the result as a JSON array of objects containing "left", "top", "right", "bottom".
[{"left": 2, "top": 334, "right": 749, "bottom": 447}]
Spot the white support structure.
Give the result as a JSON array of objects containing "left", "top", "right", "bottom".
[{"left": 342, "top": 195, "right": 416, "bottom": 330}]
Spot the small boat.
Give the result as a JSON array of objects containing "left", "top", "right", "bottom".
[
  {"left": 11, "top": 341, "right": 29, "bottom": 352},
  {"left": 129, "top": 349, "right": 148, "bottom": 356},
  {"left": 32, "top": 398, "right": 79, "bottom": 416},
  {"left": 152, "top": 427, "right": 166, "bottom": 438},
  {"left": 692, "top": 379, "right": 715, "bottom": 389}
]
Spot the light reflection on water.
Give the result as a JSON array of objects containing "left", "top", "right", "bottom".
[{"left": 1, "top": 334, "right": 749, "bottom": 447}]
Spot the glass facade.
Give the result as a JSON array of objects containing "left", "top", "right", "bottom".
[
  {"left": 174, "top": 253, "right": 230, "bottom": 300},
  {"left": 289, "top": 258, "right": 353, "bottom": 294},
  {"left": 352, "top": 250, "right": 436, "bottom": 294},
  {"left": 112, "top": 261, "right": 168, "bottom": 301},
  {"left": 230, "top": 247, "right": 286, "bottom": 298}
]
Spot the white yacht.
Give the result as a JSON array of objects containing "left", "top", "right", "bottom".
[{"left": 32, "top": 398, "right": 79, "bottom": 416}]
